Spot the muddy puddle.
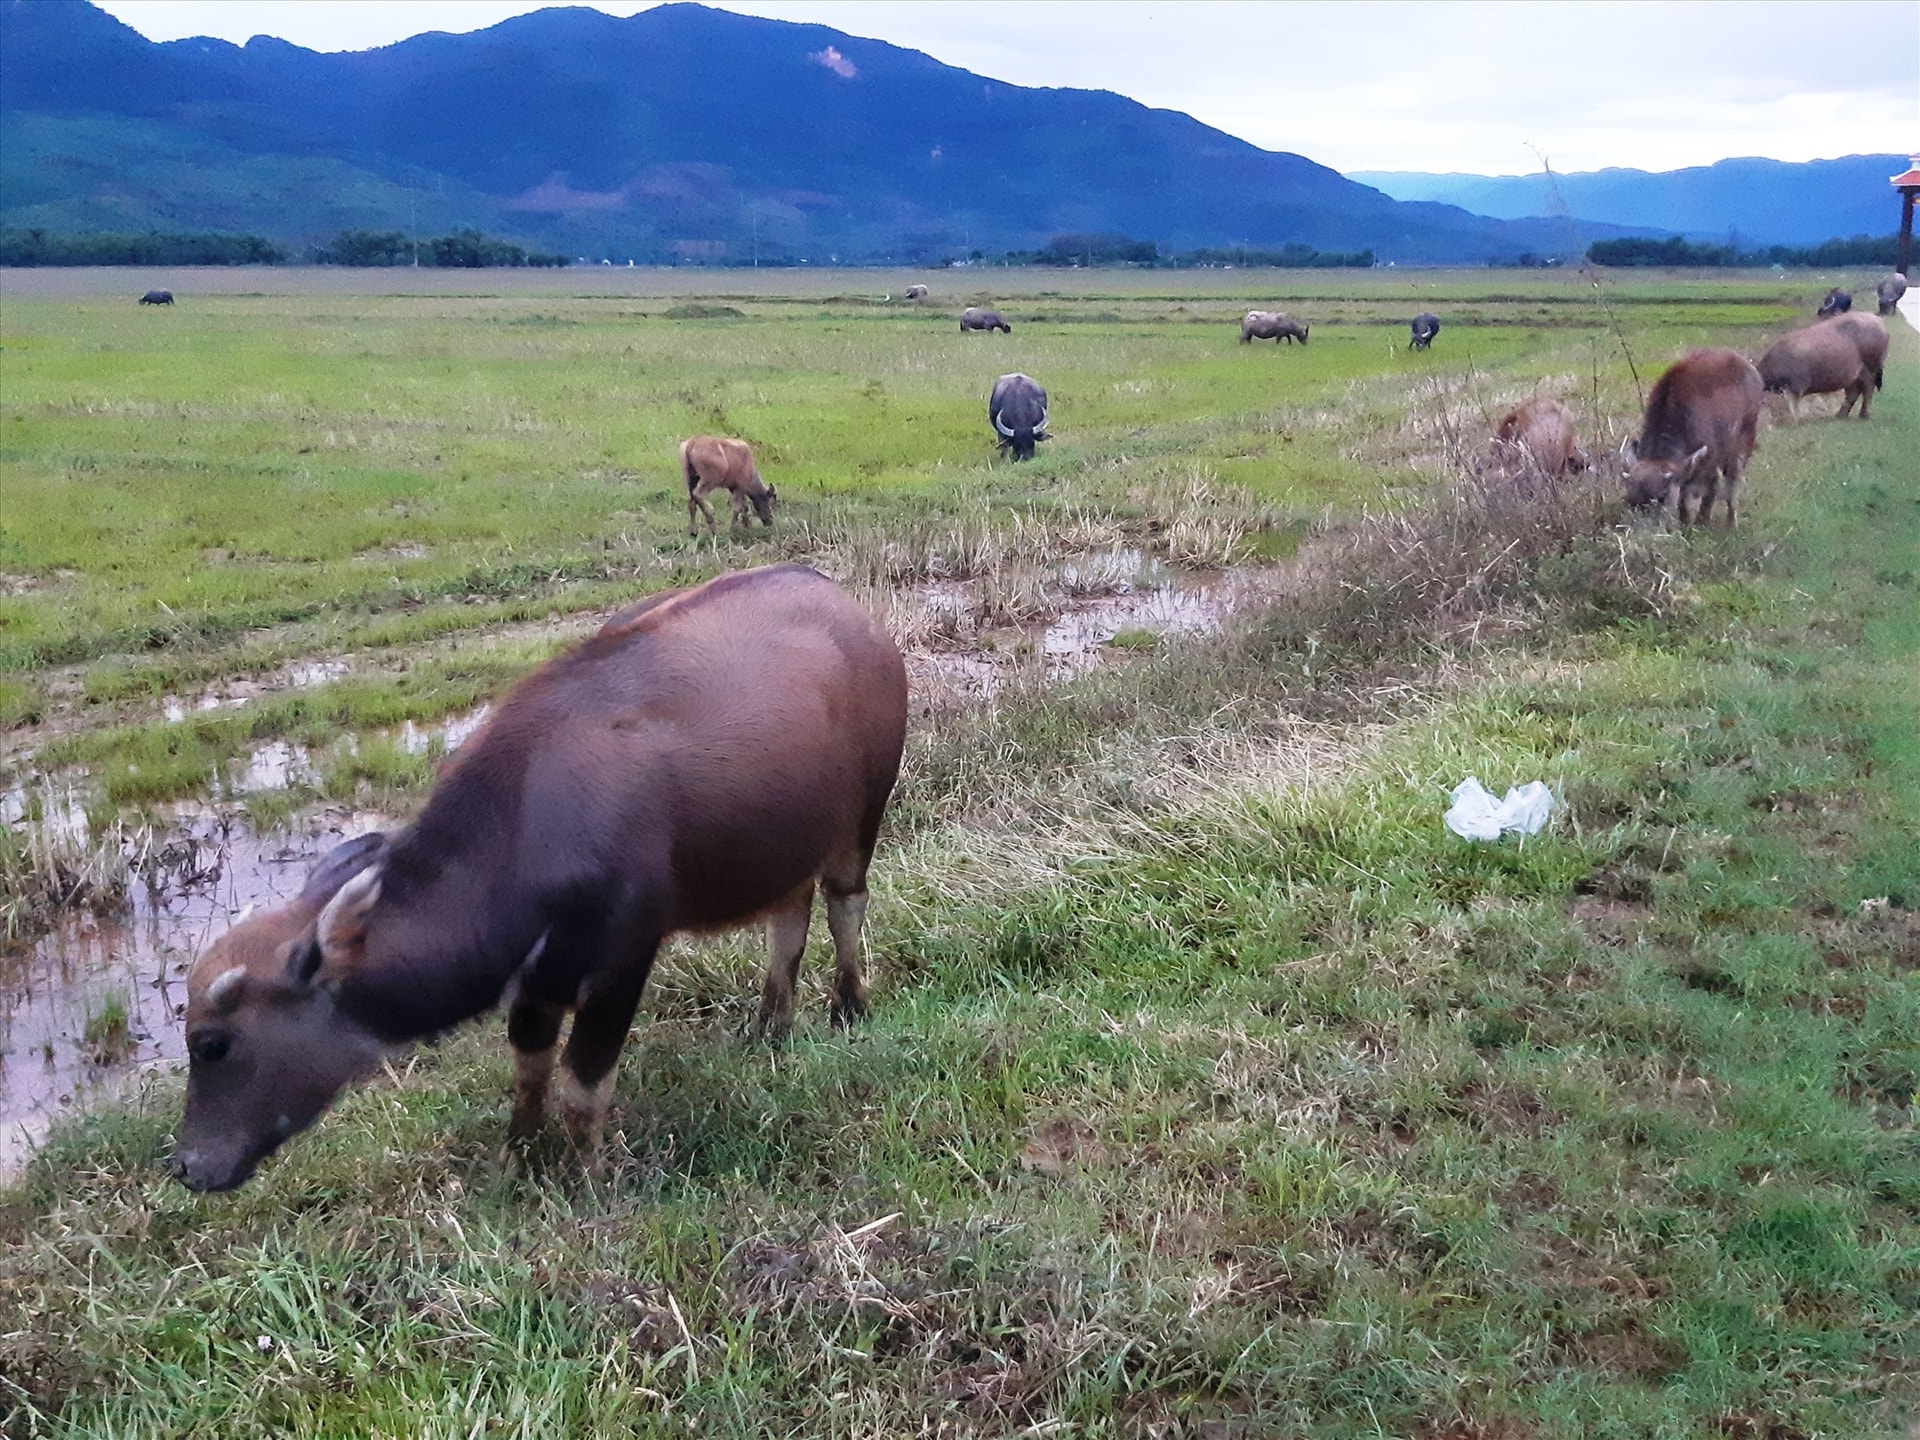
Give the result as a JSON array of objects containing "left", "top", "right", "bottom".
[
  {"left": 0, "top": 799, "right": 392, "bottom": 1175},
  {"left": 910, "top": 558, "right": 1274, "bottom": 703}
]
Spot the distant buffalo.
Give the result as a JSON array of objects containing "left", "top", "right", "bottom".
[
  {"left": 1816, "top": 287, "right": 1852, "bottom": 317},
  {"left": 960, "top": 307, "right": 1012, "bottom": 334},
  {"left": 682, "top": 435, "right": 776, "bottom": 534},
  {"left": 989, "top": 372, "right": 1049, "bottom": 460},
  {"left": 904, "top": 284, "right": 930, "bottom": 300},
  {"left": 1876, "top": 273, "right": 1907, "bottom": 316},
  {"left": 1410, "top": 312, "right": 1440, "bottom": 349},
  {"left": 1620, "top": 348, "right": 1762, "bottom": 526},
  {"left": 1241, "top": 311, "right": 1309, "bottom": 345},
  {"left": 139, "top": 289, "right": 174, "bottom": 306}
]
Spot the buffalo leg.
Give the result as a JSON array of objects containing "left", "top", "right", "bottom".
[
  {"left": 756, "top": 881, "right": 817, "bottom": 1041},
  {"left": 506, "top": 997, "right": 566, "bottom": 1139},
  {"left": 688, "top": 488, "right": 718, "bottom": 536},
  {"left": 824, "top": 887, "right": 871, "bottom": 1027},
  {"left": 554, "top": 931, "right": 662, "bottom": 1153},
  {"left": 1719, "top": 468, "right": 1741, "bottom": 529}
]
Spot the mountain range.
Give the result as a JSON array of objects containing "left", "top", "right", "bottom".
[
  {"left": 3, "top": 0, "right": 1652, "bottom": 265},
  {"left": 1350, "top": 156, "right": 1910, "bottom": 248}
]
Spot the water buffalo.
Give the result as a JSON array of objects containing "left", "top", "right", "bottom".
[
  {"left": 1757, "top": 320, "right": 1867, "bottom": 420},
  {"left": 174, "top": 564, "right": 909, "bottom": 1191},
  {"left": 989, "top": 372, "right": 1049, "bottom": 460},
  {"left": 682, "top": 435, "right": 776, "bottom": 534},
  {"left": 1484, "top": 397, "right": 1588, "bottom": 479},
  {"left": 1410, "top": 313, "right": 1440, "bottom": 349},
  {"left": 139, "top": 289, "right": 174, "bottom": 306},
  {"left": 1760, "top": 315, "right": 1886, "bottom": 420},
  {"left": 904, "top": 284, "right": 930, "bottom": 300},
  {"left": 1241, "top": 311, "right": 1309, "bottom": 345},
  {"left": 1620, "top": 348, "right": 1763, "bottom": 526},
  {"left": 1875, "top": 273, "right": 1907, "bottom": 316},
  {"left": 1829, "top": 311, "right": 1890, "bottom": 394},
  {"left": 960, "top": 307, "right": 1012, "bottom": 334},
  {"left": 1816, "top": 287, "right": 1852, "bottom": 317}
]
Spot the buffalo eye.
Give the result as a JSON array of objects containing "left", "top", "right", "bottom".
[{"left": 190, "top": 1031, "right": 232, "bottom": 1064}]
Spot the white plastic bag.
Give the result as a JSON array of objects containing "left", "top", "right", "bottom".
[{"left": 1445, "top": 777, "right": 1556, "bottom": 840}]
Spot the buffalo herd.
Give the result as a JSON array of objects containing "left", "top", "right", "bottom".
[{"left": 168, "top": 267, "right": 1904, "bottom": 1188}]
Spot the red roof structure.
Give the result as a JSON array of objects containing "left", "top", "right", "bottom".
[{"left": 1894, "top": 160, "right": 1920, "bottom": 190}]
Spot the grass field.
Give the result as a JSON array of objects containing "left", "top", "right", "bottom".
[{"left": 1, "top": 267, "right": 1916, "bottom": 1438}]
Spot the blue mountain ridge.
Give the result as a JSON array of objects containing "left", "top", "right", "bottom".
[
  {"left": 4, "top": 0, "right": 1656, "bottom": 263},
  {"left": 1349, "top": 157, "right": 1910, "bottom": 248}
]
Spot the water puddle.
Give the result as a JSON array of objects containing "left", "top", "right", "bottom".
[
  {"left": 0, "top": 803, "right": 392, "bottom": 1177},
  {"left": 160, "top": 657, "right": 353, "bottom": 723},
  {"left": 910, "top": 562, "right": 1273, "bottom": 703},
  {"left": 399, "top": 705, "right": 491, "bottom": 755}
]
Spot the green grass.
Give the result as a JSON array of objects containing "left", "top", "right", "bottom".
[{"left": 1, "top": 272, "right": 1916, "bottom": 1438}]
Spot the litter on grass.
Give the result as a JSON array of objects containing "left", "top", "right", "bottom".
[{"left": 1445, "top": 777, "right": 1556, "bottom": 840}]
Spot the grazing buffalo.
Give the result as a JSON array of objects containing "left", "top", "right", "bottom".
[
  {"left": 904, "top": 284, "right": 929, "bottom": 300},
  {"left": 1241, "top": 311, "right": 1309, "bottom": 345},
  {"left": 1410, "top": 313, "right": 1440, "bottom": 349},
  {"left": 1484, "top": 397, "right": 1588, "bottom": 479},
  {"left": 1760, "top": 315, "right": 1886, "bottom": 420},
  {"left": 173, "top": 564, "right": 909, "bottom": 1191},
  {"left": 1620, "top": 348, "right": 1763, "bottom": 526},
  {"left": 682, "top": 435, "right": 776, "bottom": 534},
  {"left": 139, "top": 289, "right": 174, "bottom": 306},
  {"left": 1816, "top": 287, "right": 1852, "bottom": 317},
  {"left": 960, "top": 307, "right": 1012, "bottom": 334},
  {"left": 1876, "top": 273, "right": 1907, "bottom": 316},
  {"left": 989, "top": 372, "right": 1049, "bottom": 460},
  {"left": 1829, "top": 311, "right": 1890, "bottom": 394}
]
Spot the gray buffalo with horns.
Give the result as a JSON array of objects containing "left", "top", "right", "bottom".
[
  {"left": 1816, "top": 287, "right": 1852, "bottom": 318},
  {"left": 1410, "top": 312, "right": 1440, "bottom": 349},
  {"left": 989, "top": 373, "right": 1049, "bottom": 460},
  {"left": 1877, "top": 273, "right": 1907, "bottom": 316},
  {"left": 960, "top": 307, "right": 1012, "bottom": 334}
]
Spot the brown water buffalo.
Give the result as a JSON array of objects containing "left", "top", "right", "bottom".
[
  {"left": 1621, "top": 348, "right": 1763, "bottom": 526},
  {"left": 1828, "top": 311, "right": 1890, "bottom": 398},
  {"left": 174, "top": 565, "right": 909, "bottom": 1191},
  {"left": 139, "top": 289, "right": 174, "bottom": 305},
  {"left": 1484, "top": 397, "right": 1588, "bottom": 478},
  {"left": 1816, "top": 287, "right": 1852, "bottom": 317},
  {"left": 904, "top": 284, "right": 930, "bottom": 300},
  {"left": 960, "top": 307, "right": 1012, "bottom": 333},
  {"left": 1876, "top": 273, "right": 1908, "bottom": 316},
  {"left": 1241, "top": 311, "right": 1309, "bottom": 345},
  {"left": 1757, "top": 318, "right": 1879, "bottom": 420},
  {"left": 682, "top": 435, "right": 776, "bottom": 534},
  {"left": 1410, "top": 313, "right": 1440, "bottom": 349}
]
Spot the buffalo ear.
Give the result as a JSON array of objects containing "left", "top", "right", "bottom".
[
  {"left": 1682, "top": 444, "right": 1711, "bottom": 478},
  {"left": 766, "top": 484, "right": 777, "bottom": 499},
  {"left": 287, "top": 934, "right": 325, "bottom": 988},
  {"left": 316, "top": 864, "right": 383, "bottom": 967},
  {"left": 300, "top": 831, "right": 388, "bottom": 908}
]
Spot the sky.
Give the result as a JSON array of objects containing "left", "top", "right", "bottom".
[{"left": 91, "top": 0, "right": 1920, "bottom": 176}]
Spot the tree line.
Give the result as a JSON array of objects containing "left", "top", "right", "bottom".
[
  {"left": 1588, "top": 234, "right": 1901, "bottom": 268},
  {"left": 0, "top": 227, "right": 570, "bottom": 267},
  {"left": 0, "top": 228, "right": 286, "bottom": 266},
  {"left": 997, "top": 234, "right": 1376, "bottom": 268}
]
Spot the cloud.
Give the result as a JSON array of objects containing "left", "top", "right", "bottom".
[{"left": 809, "top": 44, "right": 856, "bottom": 79}]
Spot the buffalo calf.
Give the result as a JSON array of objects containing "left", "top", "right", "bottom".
[{"left": 683, "top": 435, "right": 776, "bottom": 534}]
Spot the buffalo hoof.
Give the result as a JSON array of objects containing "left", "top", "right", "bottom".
[{"left": 829, "top": 989, "right": 870, "bottom": 1029}]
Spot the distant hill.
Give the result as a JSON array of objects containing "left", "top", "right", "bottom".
[
  {"left": 1, "top": 0, "right": 1650, "bottom": 264},
  {"left": 1349, "top": 156, "right": 1910, "bottom": 247}
]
